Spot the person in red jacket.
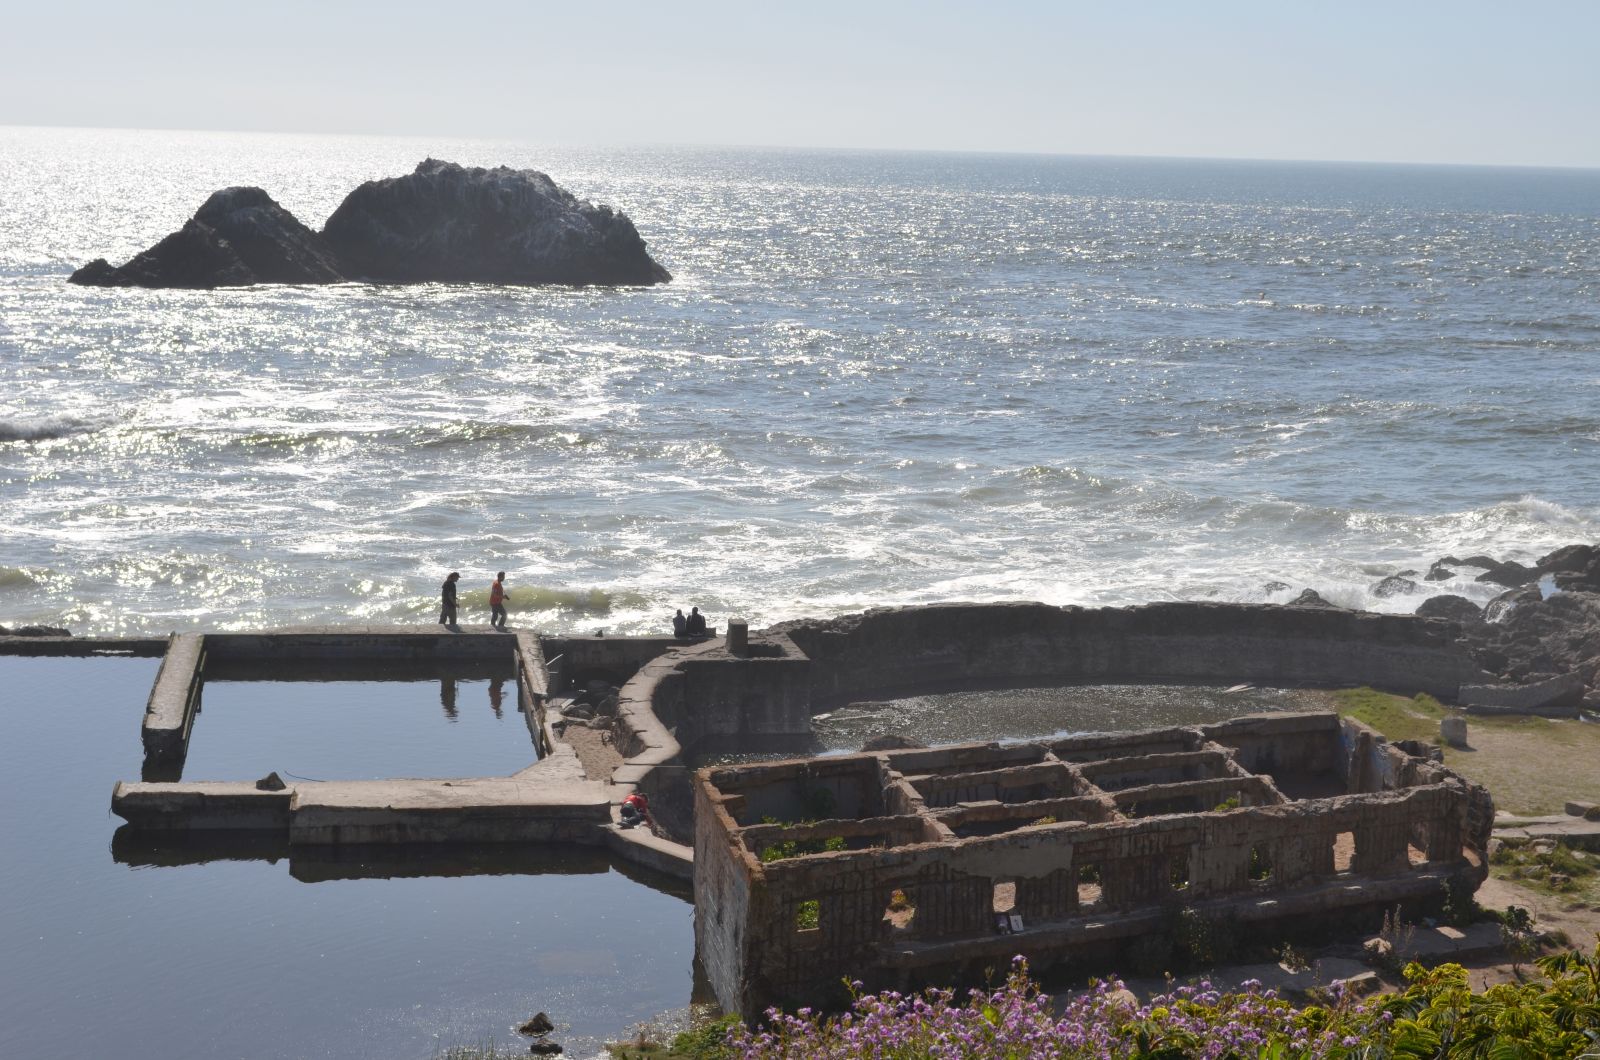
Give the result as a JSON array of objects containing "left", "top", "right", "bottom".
[
  {"left": 489, "top": 571, "right": 509, "bottom": 631},
  {"left": 620, "top": 792, "right": 651, "bottom": 830}
]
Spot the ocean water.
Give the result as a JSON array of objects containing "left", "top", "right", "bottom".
[{"left": 3, "top": 126, "right": 1599, "bottom": 636}]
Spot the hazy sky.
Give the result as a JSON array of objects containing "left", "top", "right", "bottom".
[{"left": 5, "top": 0, "right": 1597, "bottom": 167}]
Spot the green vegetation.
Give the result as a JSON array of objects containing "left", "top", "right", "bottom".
[
  {"left": 1492, "top": 839, "right": 1600, "bottom": 901},
  {"left": 794, "top": 899, "right": 820, "bottom": 930},
  {"left": 756, "top": 816, "right": 849, "bottom": 863},
  {"left": 1330, "top": 687, "right": 1446, "bottom": 744},
  {"left": 608, "top": 1015, "right": 740, "bottom": 1059},
  {"left": 1327, "top": 686, "right": 1600, "bottom": 813},
  {"left": 715, "top": 943, "right": 1600, "bottom": 1057}
]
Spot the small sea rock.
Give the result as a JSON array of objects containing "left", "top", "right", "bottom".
[
  {"left": 518, "top": 1012, "right": 555, "bottom": 1036},
  {"left": 1290, "top": 588, "right": 1339, "bottom": 608},
  {"left": 1372, "top": 575, "right": 1420, "bottom": 598},
  {"left": 1476, "top": 560, "right": 1536, "bottom": 588}
]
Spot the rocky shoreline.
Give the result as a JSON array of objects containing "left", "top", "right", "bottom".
[
  {"left": 70, "top": 159, "right": 670, "bottom": 289},
  {"left": 1279, "top": 543, "right": 1600, "bottom": 713}
]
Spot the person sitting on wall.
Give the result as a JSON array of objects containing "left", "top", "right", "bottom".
[
  {"left": 672, "top": 608, "right": 687, "bottom": 637},
  {"left": 685, "top": 606, "right": 707, "bottom": 637},
  {"left": 620, "top": 791, "right": 651, "bottom": 830}
]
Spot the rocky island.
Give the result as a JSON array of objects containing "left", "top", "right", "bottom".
[{"left": 69, "top": 159, "right": 670, "bottom": 289}]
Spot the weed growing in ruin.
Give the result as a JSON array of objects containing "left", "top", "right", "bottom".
[
  {"left": 1276, "top": 942, "right": 1312, "bottom": 973},
  {"left": 756, "top": 816, "right": 848, "bottom": 862},
  {"left": 1492, "top": 839, "right": 1597, "bottom": 897}
]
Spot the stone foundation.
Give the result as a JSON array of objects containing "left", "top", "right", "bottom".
[{"left": 693, "top": 712, "right": 1492, "bottom": 1018}]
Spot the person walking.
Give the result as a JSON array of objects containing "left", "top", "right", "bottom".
[
  {"left": 439, "top": 571, "right": 461, "bottom": 629},
  {"left": 490, "top": 571, "right": 509, "bottom": 631}
]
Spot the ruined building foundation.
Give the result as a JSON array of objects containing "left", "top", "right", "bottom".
[{"left": 694, "top": 712, "right": 1493, "bottom": 1018}]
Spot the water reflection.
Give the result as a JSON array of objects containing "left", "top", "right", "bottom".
[
  {"left": 3, "top": 655, "right": 699, "bottom": 1060},
  {"left": 110, "top": 829, "right": 693, "bottom": 895}
]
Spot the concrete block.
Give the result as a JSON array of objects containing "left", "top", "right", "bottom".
[
  {"left": 1439, "top": 716, "right": 1468, "bottom": 748},
  {"left": 1460, "top": 672, "right": 1585, "bottom": 713}
]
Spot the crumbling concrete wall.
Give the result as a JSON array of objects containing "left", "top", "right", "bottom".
[
  {"left": 694, "top": 712, "right": 1491, "bottom": 1018},
  {"left": 776, "top": 602, "right": 1484, "bottom": 706}
]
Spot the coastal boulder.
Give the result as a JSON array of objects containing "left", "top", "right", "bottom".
[
  {"left": 1475, "top": 560, "right": 1536, "bottom": 588},
  {"left": 1414, "top": 594, "right": 1483, "bottom": 624},
  {"left": 1372, "top": 575, "right": 1421, "bottom": 598},
  {"left": 70, "top": 187, "right": 346, "bottom": 288},
  {"left": 321, "top": 159, "right": 671, "bottom": 285},
  {"left": 1289, "top": 588, "right": 1340, "bottom": 609}
]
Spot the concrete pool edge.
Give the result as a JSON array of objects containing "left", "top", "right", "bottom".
[{"left": 6, "top": 601, "right": 1496, "bottom": 887}]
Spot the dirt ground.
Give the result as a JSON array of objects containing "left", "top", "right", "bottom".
[{"left": 559, "top": 721, "right": 624, "bottom": 780}]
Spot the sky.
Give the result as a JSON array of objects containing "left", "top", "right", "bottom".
[{"left": 3, "top": 0, "right": 1597, "bottom": 168}]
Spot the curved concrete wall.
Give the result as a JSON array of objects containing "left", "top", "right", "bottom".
[{"left": 775, "top": 602, "right": 1485, "bottom": 707}]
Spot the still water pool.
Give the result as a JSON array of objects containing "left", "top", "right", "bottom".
[
  {"left": 0, "top": 655, "right": 696, "bottom": 1060},
  {"left": 183, "top": 674, "right": 539, "bottom": 781}
]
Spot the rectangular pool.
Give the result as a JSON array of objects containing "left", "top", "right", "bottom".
[{"left": 182, "top": 672, "right": 541, "bottom": 781}]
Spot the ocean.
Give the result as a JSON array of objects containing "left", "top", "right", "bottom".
[{"left": 3, "top": 126, "right": 1599, "bottom": 636}]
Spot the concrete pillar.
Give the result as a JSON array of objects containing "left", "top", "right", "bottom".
[
  {"left": 1440, "top": 716, "right": 1468, "bottom": 749},
  {"left": 727, "top": 618, "right": 749, "bottom": 656}
]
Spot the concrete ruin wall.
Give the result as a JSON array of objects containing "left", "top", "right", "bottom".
[
  {"left": 694, "top": 712, "right": 1493, "bottom": 1018},
  {"left": 775, "top": 602, "right": 1486, "bottom": 706}
]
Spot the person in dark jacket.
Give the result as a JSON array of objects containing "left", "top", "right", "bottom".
[
  {"left": 672, "top": 609, "right": 687, "bottom": 637},
  {"left": 439, "top": 571, "right": 460, "bottom": 628},
  {"left": 685, "top": 606, "right": 707, "bottom": 636}
]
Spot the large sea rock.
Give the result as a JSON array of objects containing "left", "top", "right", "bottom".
[
  {"left": 323, "top": 160, "right": 670, "bottom": 285},
  {"left": 69, "top": 161, "right": 669, "bottom": 289},
  {"left": 70, "top": 187, "right": 345, "bottom": 288}
]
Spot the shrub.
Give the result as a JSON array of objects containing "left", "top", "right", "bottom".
[{"left": 728, "top": 941, "right": 1600, "bottom": 1058}]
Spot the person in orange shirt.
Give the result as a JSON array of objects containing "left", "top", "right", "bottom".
[{"left": 489, "top": 571, "right": 509, "bottom": 631}]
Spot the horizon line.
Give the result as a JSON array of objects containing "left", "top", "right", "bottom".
[{"left": 5, "top": 120, "right": 1599, "bottom": 176}]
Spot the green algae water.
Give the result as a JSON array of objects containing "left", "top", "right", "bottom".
[
  {"left": 0, "top": 655, "right": 697, "bottom": 1060},
  {"left": 810, "top": 683, "right": 1325, "bottom": 752}
]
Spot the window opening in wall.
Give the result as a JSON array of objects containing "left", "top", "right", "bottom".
[
  {"left": 794, "top": 899, "right": 820, "bottom": 932},
  {"left": 883, "top": 888, "right": 916, "bottom": 932},
  {"left": 992, "top": 879, "right": 1016, "bottom": 913},
  {"left": 1077, "top": 863, "right": 1102, "bottom": 908},
  {"left": 1170, "top": 852, "right": 1190, "bottom": 891},
  {"left": 1408, "top": 842, "right": 1429, "bottom": 866},
  {"left": 1333, "top": 831, "right": 1355, "bottom": 873},
  {"left": 1249, "top": 844, "right": 1273, "bottom": 882}
]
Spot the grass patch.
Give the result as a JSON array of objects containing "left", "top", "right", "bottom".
[
  {"left": 1328, "top": 687, "right": 1600, "bottom": 815},
  {"left": 1491, "top": 840, "right": 1600, "bottom": 902},
  {"left": 1331, "top": 687, "right": 1445, "bottom": 744},
  {"left": 609, "top": 1015, "right": 739, "bottom": 1059}
]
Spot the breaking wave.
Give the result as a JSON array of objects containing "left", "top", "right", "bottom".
[{"left": 0, "top": 416, "right": 101, "bottom": 443}]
